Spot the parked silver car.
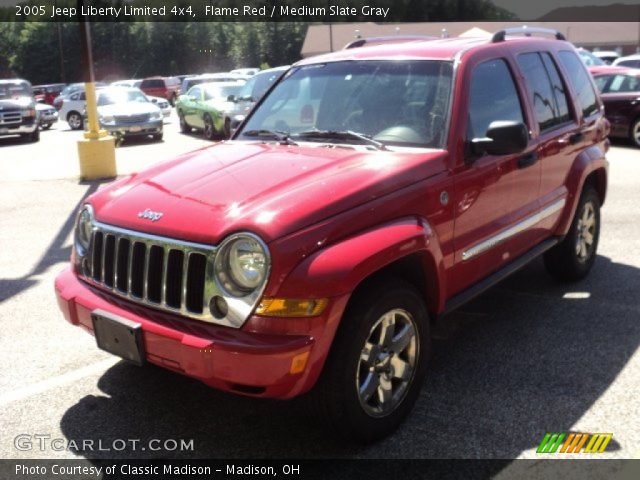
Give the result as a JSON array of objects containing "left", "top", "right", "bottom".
[
  {"left": 36, "top": 102, "right": 58, "bottom": 129},
  {"left": 95, "top": 87, "right": 163, "bottom": 142}
]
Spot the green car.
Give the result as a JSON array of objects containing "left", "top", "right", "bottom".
[{"left": 176, "top": 81, "right": 244, "bottom": 140}]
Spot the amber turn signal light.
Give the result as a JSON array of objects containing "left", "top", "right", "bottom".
[{"left": 256, "top": 298, "right": 329, "bottom": 317}]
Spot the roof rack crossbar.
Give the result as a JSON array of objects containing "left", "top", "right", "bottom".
[
  {"left": 343, "top": 35, "right": 437, "bottom": 50},
  {"left": 491, "top": 26, "right": 566, "bottom": 43}
]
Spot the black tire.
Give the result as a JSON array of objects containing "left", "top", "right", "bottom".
[
  {"left": 178, "top": 111, "right": 191, "bottom": 133},
  {"left": 224, "top": 118, "right": 232, "bottom": 138},
  {"left": 152, "top": 132, "right": 163, "bottom": 142},
  {"left": 629, "top": 118, "right": 640, "bottom": 148},
  {"left": 310, "top": 278, "right": 430, "bottom": 443},
  {"left": 544, "top": 187, "right": 600, "bottom": 282},
  {"left": 41, "top": 123, "right": 52, "bottom": 130},
  {"left": 203, "top": 115, "right": 216, "bottom": 140},
  {"left": 21, "top": 128, "right": 39, "bottom": 143},
  {"left": 67, "top": 111, "right": 83, "bottom": 130}
]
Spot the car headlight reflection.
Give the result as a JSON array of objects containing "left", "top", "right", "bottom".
[
  {"left": 75, "top": 205, "right": 93, "bottom": 257},
  {"left": 215, "top": 234, "right": 268, "bottom": 297}
]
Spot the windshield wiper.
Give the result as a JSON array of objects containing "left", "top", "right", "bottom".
[
  {"left": 242, "top": 129, "right": 298, "bottom": 146},
  {"left": 293, "top": 129, "right": 388, "bottom": 151}
]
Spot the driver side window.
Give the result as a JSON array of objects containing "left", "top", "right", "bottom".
[{"left": 468, "top": 59, "right": 525, "bottom": 140}]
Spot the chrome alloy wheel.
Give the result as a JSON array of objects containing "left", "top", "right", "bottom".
[
  {"left": 576, "top": 201, "right": 597, "bottom": 261},
  {"left": 356, "top": 308, "right": 419, "bottom": 417}
]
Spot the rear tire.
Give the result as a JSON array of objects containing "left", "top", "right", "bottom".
[
  {"left": 67, "top": 111, "right": 83, "bottom": 130},
  {"left": 310, "top": 279, "right": 430, "bottom": 443},
  {"left": 544, "top": 187, "right": 600, "bottom": 282}
]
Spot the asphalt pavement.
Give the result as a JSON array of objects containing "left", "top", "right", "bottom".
[{"left": 1, "top": 115, "right": 639, "bottom": 470}]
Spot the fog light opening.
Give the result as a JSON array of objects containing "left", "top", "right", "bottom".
[{"left": 209, "top": 295, "right": 228, "bottom": 319}]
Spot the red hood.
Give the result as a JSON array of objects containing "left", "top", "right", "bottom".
[{"left": 90, "top": 142, "right": 447, "bottom": 244}]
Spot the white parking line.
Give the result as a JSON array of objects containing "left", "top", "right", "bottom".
[{"left": 0, "top": 358, "right": 118, "bottom": 408}]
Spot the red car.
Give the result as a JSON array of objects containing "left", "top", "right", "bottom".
[
  {"left": 56, "top": 28, "right": 608, "bottom": 442},
  {"left": 590, "top": 66, "right": 640, "bottom": 147},
  {"left": 32, "top": 83, "right": 66, "bottom": 106},
  {"left": 139, "top": 76, "right": 180, "bottom": 105}
]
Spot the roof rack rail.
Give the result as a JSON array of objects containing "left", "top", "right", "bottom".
[
  {"left": 491, "top": 26, "right": 566, "bottom": 43},
  {"left": 343, "top": 35, "right": 437, "bottom": 50}
]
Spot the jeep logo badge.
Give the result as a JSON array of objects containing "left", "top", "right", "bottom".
[{"left": 137, "top": 209, "right": 163, "bottom": 222}]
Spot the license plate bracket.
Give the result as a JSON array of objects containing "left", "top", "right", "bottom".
[{"left": 91, "top": 310, "right": 145, "bottom": 366}]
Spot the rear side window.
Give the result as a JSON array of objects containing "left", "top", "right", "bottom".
[
  {"left": 617, "top": 59, "right": 640, "bottom": 68},
  {"left": 602, "top": 74, "right": 640, "bottom": 93},
  {"left": 468, "top": 59, "right": 524, "bottom": 139},
  {"left": 558, "top": 51, "right": 599, "bottom": 118},
  {"left": 517, "top": 52, "right": 571, "bottom": 132},
  {"left": 141, "top": 79, "right": 163, "bottom": 88}
]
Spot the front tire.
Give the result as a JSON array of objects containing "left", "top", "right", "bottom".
[
  {"left": 203, "top": 115, "right": 217, "bottom": 140},
  {"left": 178, "top": 111, "right": 191, "bottom": 133},
  {"left": 630, "top": 118, "right": 640, "bottom": 148},
  {"left": 311, "top": 279, "right": 430, "bottom": 443},
  {"left": 544, "top": 187, "right": 600, "bottom": 282},
  {"left": 21, "top": 128, "right": 39, "bottom": 143},
  {"left": 152, "top": 132, "right": 163, "bottom": 142}
]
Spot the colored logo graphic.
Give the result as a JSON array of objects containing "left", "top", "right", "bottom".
[{"left": 537, "top": 432, "right": 613, "bottom": 454}]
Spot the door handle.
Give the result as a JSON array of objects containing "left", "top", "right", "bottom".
[
  {"left": 517, "top": 151, "right": 539, "bottom": 169},
  {"left": 569, "top": 132, "right": 585, "bottom": 144}
]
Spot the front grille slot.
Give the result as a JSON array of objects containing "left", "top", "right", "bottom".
[
  {"left": 130, "top": 242, "right": 146, "bottom": 298},
  {"left": 115, "top": 238, "right": 130, "bottom": 292},
  {"left": 82, "top": 222, "right": 216, "bottom": 322},
  {"left": 147, "top": 245, "right": 164, "bottom": 303},
  {"left": 186, "top": 253, "right": 207, "bottom": 314},
  {"left": 103, "top": 235, "right": 116, "bottom": 288},
  {"left": 165, "top": 250, "right": 184, "bottom": 308}
]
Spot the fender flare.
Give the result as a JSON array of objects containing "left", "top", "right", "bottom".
[
  {"left": 556, "top": 144, "right": 608, "bottom": 236},
  {"left": 276, "top": 216, "right": 446, "bottom": 313}
]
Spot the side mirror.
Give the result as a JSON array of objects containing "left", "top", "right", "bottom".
[
  {"left": 227, "top": 94, "right": 236, "bottom": 102},
  {"left": 470, "top": 121, "right": 528, "bottom": 157}
]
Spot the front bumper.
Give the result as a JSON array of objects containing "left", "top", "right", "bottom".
[
  {"left": 101, "top": 119, "right": 163, "bottom": 136},
  {"left": 0, "top": 120, "right": 38, "bottom": 136},
  {"left": 39, "top": 112, "right": 59, "bottom": 125},
  {"left": 54, "top": 267, "right": 345, "bottom": 398}
]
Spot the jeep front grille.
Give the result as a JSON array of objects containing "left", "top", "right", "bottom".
[{"left": 81, "top": 222, "right": 215, "bottom": 320}]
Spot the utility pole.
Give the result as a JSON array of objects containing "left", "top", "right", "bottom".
[{"left": 76, "top": 0, "right": 116, "bottom": 180}]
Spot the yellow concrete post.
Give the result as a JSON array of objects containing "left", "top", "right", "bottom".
[{"left": 76, "top": 18, "right": 116, "bottom": 180}]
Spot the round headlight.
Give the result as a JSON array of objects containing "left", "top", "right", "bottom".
[
  {"left": 215, "top": 234, "right": 268, "bottom": 296},
  {"left": 75, "top": 206, "right": 93, "bottom": 255}
]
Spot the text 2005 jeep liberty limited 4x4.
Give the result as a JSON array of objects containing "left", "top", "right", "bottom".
[{"left": 56, "top": 28, "right": 609, "bottom": 442}]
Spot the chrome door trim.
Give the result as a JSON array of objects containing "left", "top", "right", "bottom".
[{"left": 461, "top": 198, "right": 566, "bottom": 261}]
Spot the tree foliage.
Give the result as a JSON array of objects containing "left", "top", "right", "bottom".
[{"left": 0, "top": 0, "right": 514, "bottom": 83}]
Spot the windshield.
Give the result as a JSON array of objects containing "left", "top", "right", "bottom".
[
  {"left": 203, "top": 84, "right": 241, "bottom": 101},
  {"left": 238, "top": 60, "right": 453, "bottom": 148},
  {"left": 98, "top": 89, "right": 149, "bottom": 106},
  {"left": 0, "top": 82, "right": 32, "bottom": 99}
]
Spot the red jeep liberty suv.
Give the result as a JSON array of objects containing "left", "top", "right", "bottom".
[{"left": 55, "top": 28, "right": 609, "bottom": 442}]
